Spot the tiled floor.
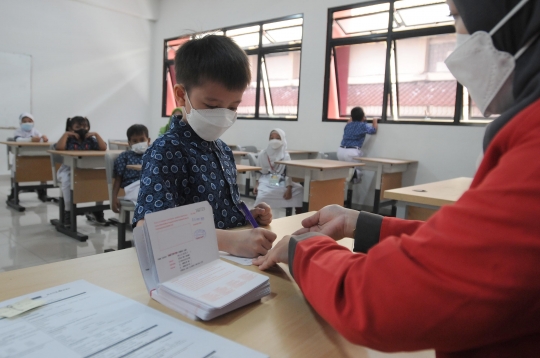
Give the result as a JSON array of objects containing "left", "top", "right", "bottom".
[{"left": 0, "top": 177, "right": 286, "bottom": 273}]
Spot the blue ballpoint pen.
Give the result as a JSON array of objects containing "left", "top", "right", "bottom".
[{"left": 237, "top": 201, "right": 259, "bottom": 228}]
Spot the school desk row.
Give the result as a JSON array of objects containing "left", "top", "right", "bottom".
[
  {"left": 1, "top": 141, "right": 470, "bottom": 246},
  {"left": 0, "top": 212, "right": 436, "bottom": 358}
]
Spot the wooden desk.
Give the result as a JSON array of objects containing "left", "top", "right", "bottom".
[
  {"left": 127, "top": 164, "right": 142, "bottom": 171},
  {"left": 354, "top": 157, "right": 418, "bottom": 214},
  {"left": 287, "top": 150, "right": 319, "bottom": 160},
  {"left": 384, "top": 177, "right": 473, "bottom": 220},
  {"left": 275, "top": 159, "right": 363, "bottom": 211},
  {"left": 48, "top": 150, "right": 122, "bottom": 241},
  {"left": 0, "top": 213, "right": 433, "bottom": 358},
  {"left": 0, "top": 141, "right": 57, "bottom": 211},
  {"left": 232, "top": 150, "right": 248, "bottom": 163}
]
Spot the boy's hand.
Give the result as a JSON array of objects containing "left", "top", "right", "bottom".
[
  {"left": 292, "top": 205, "right": 359, "bottom": 241},
  {"left": 251, "top": 202, "right": 272, "bottom": 226},
  {"left": 253, "top": 235, "right": 291, "bottom": 270},
  {"left": 41, "top": 135, "right": 49, "bottom": 143},
  {"left": 228, "top": 228, "right": 277, "bottom": 258},
  {"left": 112, "top": 198, "right": 121, "bottom": 213},
  {"left": 253, "top": 183, "right": 259, "bottom": 195},
  {"left": 31, "top": 136, "right": 40, "bottom": 142},
  {"left": 283, "top": 186, "right": 292, "bottom": 200}
]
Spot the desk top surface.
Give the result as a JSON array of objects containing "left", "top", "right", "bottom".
[
  {"left": 0, "top": 141, "right": 52, "bottom": 147},
  {"left": 236, "top": 164, "right": 261, "bottom": 172},
  {"left": 354, "top": 157, "right": 418, "bottom": 165},
  {"left": 232, "top": 150, "right": 249, "bottom": 155},
  {"left": 48, "top": 150, "right": 123, "bottom": 157},
  {"left": 109, "top": 141, "right": 129, "bottom": 146},
  {"left": 276, "top": 158, "right": 364, "bottom": 170},
  {"left": 126, "top": 164, "right": 142, "bottom": 171},
  {"left": 287, "top": 149, "right": 319, "bottom": 154},
  {"left": 0, "top": 213, "right": 432, "bottom": 358},
  {"left": 384, "top": 177, "right": 473, "bottom": 207}
]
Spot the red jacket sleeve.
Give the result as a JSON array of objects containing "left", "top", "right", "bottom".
[{"left": 291, "top": 101, "right": 540, "bottom": 353}]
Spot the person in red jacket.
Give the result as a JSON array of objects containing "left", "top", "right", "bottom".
[{"left": 254, "top": 0, "right": 540, "bottom": 357}]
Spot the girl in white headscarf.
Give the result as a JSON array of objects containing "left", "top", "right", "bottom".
[
  {"left": 254, "top": 128, "right": 303, "bottom": 212},
  {"left": 13, "top": 113, "right": 48, "bottom": 142}
]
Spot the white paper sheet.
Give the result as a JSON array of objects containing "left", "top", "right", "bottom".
[
  {"left": 0, "top": 280, "right": 267, "bottom": 358},
  {"left": 219, "top": 252, "right": 254, "bottom": 266}
]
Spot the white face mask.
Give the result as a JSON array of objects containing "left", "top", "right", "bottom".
[
  {"left": 184, "top": 92, "right": 237, "bottom": 142},
  {"left": 445, "top": 0, "right": 538, "bottom": 117},
  {"left": 131, "top": 142, "right": 148, "bottom": 154},
  {"left": 268, "top": 139, "right": 283, "bottom": 149},
  {"left": 20, "top": 123, "right": 34, "bottom": 132}
]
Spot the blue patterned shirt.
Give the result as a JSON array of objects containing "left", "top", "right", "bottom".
[
  {"left": 340, "top": 122, "right": 377, "bottom": 148},
  {"left": 132, "top": 116, "right": 246, "bottom": 229},
  {"left": 114, "top": 150, "right": 143, "bottom": 188}
]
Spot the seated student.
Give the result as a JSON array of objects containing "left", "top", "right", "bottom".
[
  {"left": 55, "top": 116, "right": 107, "bottom": 226},
  {"left": 8, "top": 113, "right": 49, "bottom": 202},
  {"left": 112, "top": 124, "right": 150, "bottom": 213},
  {"left": 253, "top": 129, "right": 303, "bottom": 214},
  {"left": 133, "top": 35, "right": 276, "bottom": 258},
  {"left": 254, "top": 0, "right": 540, "bottom": 355},
  {"left": 158, "top": 107, "right": 182, "bottom": 136},
  {"left": 337, "top": 107, "right": 378, "bottom": 182},
  {"left": 13, "top": 113, "right": 48, "bottom": 142}
]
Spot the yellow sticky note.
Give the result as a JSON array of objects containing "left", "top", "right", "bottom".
[{"left": 0, "top": 298, "right": 46, "bottom": 318}]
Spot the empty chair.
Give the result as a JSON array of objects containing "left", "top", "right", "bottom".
[
  {"left": 241, "top": 145, "right": 258, "bottom": 153},
  {"left": 323, "top": 152, "right": 338, "bottom": 160}
]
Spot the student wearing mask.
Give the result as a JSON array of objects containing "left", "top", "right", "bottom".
[
  {"left": 112, "top": 124, "right": 150, "bottom": 213},
  {"left": 13, "top": 113, "right": 48, "bottom": 143},
  {"left": 55, "top": 116, "right": 108, "bottom": 226},
  {"left": 134, "top": 35, "right": 276, "bottom": 258},
  {"left": 253, "top": 129, "right": 303, "bottom": 214},
  {"left": 254, "top": 0, "right": 540, "bottom": 356}
]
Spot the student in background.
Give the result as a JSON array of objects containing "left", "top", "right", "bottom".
[
  {"left": 158, "top": 107, "right": 182, "bottom": 136},
  {"left": 254, "top": 0, "right": 540, "bottom": 355},
  {"left": 253, "top": 129, "right": 303, "bottom": 214},
  {"left": 134, "top": 35, "right": 276, "bottom": 258},
  {"left": 55, "top": 116, "right": 107, "bottom": 226},
  {"left": 8, "top": 113, "right": 49, "bottom": 202},
  {"left": 112, "top": 124, "right": 150, "bottom": 213},
  {"left": 13, "top": 113, "right": 48, "bottom": 142},
  {"left": 337, "top": 107, "right": 377, "bottom": 182}
]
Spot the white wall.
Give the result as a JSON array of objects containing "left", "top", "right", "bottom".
[
  {"left": 0, "top": 0, "right": 154, "bottom": 175},
  {"left": 151, "top": 0, "right": 487, "bottom": 207}
]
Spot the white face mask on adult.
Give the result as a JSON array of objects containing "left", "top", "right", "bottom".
[
  {"left": 184, "top": 92, "right": 237, "bottom": 142},
  {"left": 445, "top": 0, "right": 538, "bottom": 117}
]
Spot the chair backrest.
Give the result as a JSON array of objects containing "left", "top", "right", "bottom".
[
  {"left": 104, "top": 151, "right": 121, "bottom": 204},
  {"left": 6, "top": 137, "right": 14, "bottom": 170},
  {"left": 246, "top": 152, "right": 259, "bottom": 167},
  {"left": 323, "top": 152, "right": 338, "bottom": 160},
  {"left": 241, "top": 145, "right": 258, "bottom": 153},
  {"left": 108, "top": 139, "right": 126, "bottom": 151}
]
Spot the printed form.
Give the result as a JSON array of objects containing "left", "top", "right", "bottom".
[{"left": 0, "top": 280, "right": 267, "bottom": 358}]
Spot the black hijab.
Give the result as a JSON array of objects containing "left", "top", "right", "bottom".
[{"left": 453, "top": 0, "right": 540, "bottom": 151}]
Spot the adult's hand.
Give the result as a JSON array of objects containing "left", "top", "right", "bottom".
[
  {"left": 292, "top": 205, "right": 359, "bottom": 241},
  {"left": 228, "top": 228, "right": 277, "bottom": 258}
]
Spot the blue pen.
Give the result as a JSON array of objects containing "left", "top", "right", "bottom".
[{"left": 237, "top": 201, "right": 259, "bottom": 228}]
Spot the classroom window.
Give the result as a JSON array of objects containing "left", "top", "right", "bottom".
[
  {"left": 324, "top": 1, "right": 485, "bottom": 124},
  {"left": 162, "top": 15, "right": 303, "bottom": 120}
]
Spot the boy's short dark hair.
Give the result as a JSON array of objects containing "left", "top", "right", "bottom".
[
  {"left": 175, "top": 35, "right": 251, "bottom": 92},
  {"left": 351, "top": 107, "right": 365, "bottom": 122},
  {"left": 127, "top": 124, "right": 149, "bottom": 141}
]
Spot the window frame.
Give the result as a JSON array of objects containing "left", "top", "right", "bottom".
[
  {"left": 323, "top": 0, "right": 484, "bottom": 126},
  {"left": 161, "top": 14, "right": 304, "bottom": 121}
]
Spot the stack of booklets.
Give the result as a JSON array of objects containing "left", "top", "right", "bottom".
[{"left": 133, "top": 201, "right": 271, "bottom": 321}]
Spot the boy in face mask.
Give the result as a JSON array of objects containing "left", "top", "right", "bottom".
[
  {"left": 134, "top": 35, "right": 276, "bottom": 258},
  {"left": 55, "top": 116, "right": 108, "bottom": 226},
  {"left": 112, "top": 124, "right": 150, "bottom": 213}
]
